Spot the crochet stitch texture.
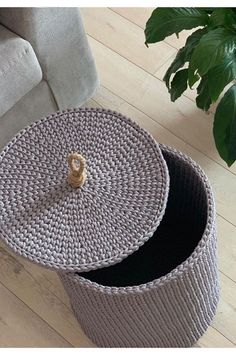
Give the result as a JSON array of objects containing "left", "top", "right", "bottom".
[
  {"left": 0, "top": 108, "right": 169, "bottom": 272},
  {"left": 0, "top": 108, "right": 219, "bottom": 347},
  {"left": 60, "top": 144, "right": 219, "bottom": 347}
]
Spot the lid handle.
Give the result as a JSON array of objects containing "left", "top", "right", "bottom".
[{"left": 68, "top": 153, "right": 87, "bottom": 188}]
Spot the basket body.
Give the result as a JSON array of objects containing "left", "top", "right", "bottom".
[{"left": 59, "top": 144, "right": 219, "bottom": 347}]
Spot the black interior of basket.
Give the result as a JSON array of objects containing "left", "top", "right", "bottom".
[{"left": 78, "top": 149, "right": 208, "bottom": 287}]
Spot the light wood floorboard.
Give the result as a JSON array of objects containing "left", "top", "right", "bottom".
[{"left": 0, "top": 282, "right": 71, "bottom": 347}]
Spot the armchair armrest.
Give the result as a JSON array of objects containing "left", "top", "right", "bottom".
[
  {"left": 0, "top": 25, "right": 42, "bottom": 116},
  {"left": 0, "top": 8, "right": 99, "bottom": 109}
]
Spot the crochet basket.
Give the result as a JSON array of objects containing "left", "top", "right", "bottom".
[{"left": 0, "top": 108, "right": 219, "bottom": 348}]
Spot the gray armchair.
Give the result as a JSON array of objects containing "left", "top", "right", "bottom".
[{"left": 0, "top": 8, "right": 99, "bottom": 150}]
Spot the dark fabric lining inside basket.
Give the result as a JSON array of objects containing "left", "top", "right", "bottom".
[{"left": 78, "top": 149, "right": 208, "bottom": 287}]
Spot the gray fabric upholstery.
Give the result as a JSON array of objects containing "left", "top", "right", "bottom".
[
  {"left": 0, "top": 8, "right": 99, "bottom": 110},
  {"left": 0, "top": 80, "right": 57, "bottom": 151},
  {"left": 0, "top": 25, "right": 42, "bottom": 117}
]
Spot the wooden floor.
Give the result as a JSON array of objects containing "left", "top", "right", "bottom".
[{"left": 0, "top": 7, "right": 236, "bottom": 347}]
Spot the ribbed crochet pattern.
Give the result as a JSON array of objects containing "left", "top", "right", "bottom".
[
  {"left": 60, "top": 144, "right": 219, "bottom": 348},
  {"left": 0, "top": 107, "right": 219, "bottom": 347},
  {"left": 0, "top": 108, "right": 169, "bottom": 273}
]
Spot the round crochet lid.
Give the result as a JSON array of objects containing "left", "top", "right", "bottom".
[{"left": 0, "top": 108, "right": 169, "bottom": 272}]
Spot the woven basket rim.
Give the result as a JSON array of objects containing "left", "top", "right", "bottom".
[
  {"left": 69, "top": 144, "right": 216, "bottom": 294},
  {"left": 0, "top": 107, "right": 170, "bottom": 272}
]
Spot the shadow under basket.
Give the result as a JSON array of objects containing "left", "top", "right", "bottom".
[{"left": 59, "top": 144, "right": 220, "bottom": 348}]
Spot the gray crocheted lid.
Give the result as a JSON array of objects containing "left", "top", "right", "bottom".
[{"left": 0, "top": 108, "right": 169, "bottom": 272}]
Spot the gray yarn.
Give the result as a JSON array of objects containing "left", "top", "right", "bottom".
[
  {"left": 0, "top": 108, "right": 169, "bottom": 273},
  {"left": 0, "top": 107, "right": 219, "bottom": 347},
  {"left": 59, "top": 144, "right": 219, "bottom": 348}
]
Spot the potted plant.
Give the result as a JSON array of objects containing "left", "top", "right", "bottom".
[{"left": 145, "top": 8, "right": 236, "bottom": 167}]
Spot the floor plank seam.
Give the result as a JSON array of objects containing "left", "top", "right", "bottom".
[
  {"left": 211, "top": 324, "right": 236, "bottom": 346},
  {"left": 107, "top": 8, "right": 179, "bottom": 51},
  {"left": 216, "top": 213, "right": 236, "bottom": 229},
  {"left": 219, "top": 271, "right": 236, "bottom": 285},
  {"left": 0, "top": 279, "right": 73, "bottom": 347},
  {"left": 0, "top": 244, "right": 76, "bottom": 313},
  {"left": 87, "top": 32, "right": 174, "bottom": 76}
]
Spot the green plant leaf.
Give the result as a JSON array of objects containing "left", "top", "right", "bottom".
[
  {"left": 196, "top": 75, "right": 212, "bottom": 111},
  {"left": 199, "top": 8, "right": 215, "bottom": 14},
  {"left": 170, "top": 69, "right": 189, "bottom": 101},
  {"left": 207, "top": 55, "right": 236, "bottom": 101},
  {"left": 210, "top": 8, "right": 236, "bottom": 29},
  {"left": 188, "top": 68, "right": 200, "bottom": 88},
  {"left": 213, "top": 84, "right": 236, "bottom": 166},
  {"left": 163, "top": 28, "right": 207, "bottom": 89},
  {"left": 189, "top": 27, "right": 236, "bottom": 82},
  {"left": 145, "top": 8, "right": 209, "bottom": 45}
]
